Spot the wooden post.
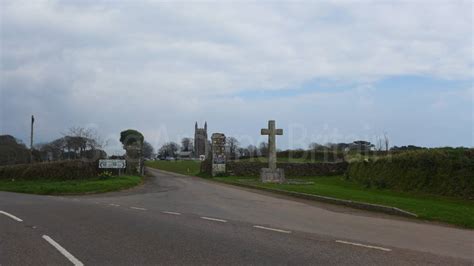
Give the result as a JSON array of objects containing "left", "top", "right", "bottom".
[{"left": 30, "top": 115, "right": 34, "bottom": 163}]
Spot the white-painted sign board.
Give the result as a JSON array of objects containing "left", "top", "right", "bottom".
[{"left": 99, "top": 159, "right": 126, "bottom": 169}]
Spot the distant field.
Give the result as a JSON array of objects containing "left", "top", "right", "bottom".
[
  {"left": 215, "top": 175, "right": 474, "bottom": 229},
  {"left": 0, "top": 175, "right": 142, "bottom": 195},
  {"left": 145, "top": 160, "right": 201, "bottom": 176}
]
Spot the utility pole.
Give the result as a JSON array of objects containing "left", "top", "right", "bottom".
[{"left": 30, "top": 115, "right": 34, "bottom": 163}]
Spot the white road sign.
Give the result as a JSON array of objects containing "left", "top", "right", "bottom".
[{"left": 99, "top": 159, "right": 126, "bottom": 169}]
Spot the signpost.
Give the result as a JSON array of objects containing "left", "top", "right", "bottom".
[
  {"left": 99, "top": 159, "right": 126, "bottom": 176},
  {"left": 99, "top": 159, "right": 126, "bottom": 169}
]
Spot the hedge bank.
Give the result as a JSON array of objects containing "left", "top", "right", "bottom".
[
  {"left": 348, "top": 149, "right": 474, "bottom": 199},
  {"left": 0, "top": 160, "right": 99, "bottom": 180},
  {"left": 277, "top": 150, "right": 345, "bottom": 162},
  {"left": 201, "top": 160, "right": 348, "bottom": 177}
]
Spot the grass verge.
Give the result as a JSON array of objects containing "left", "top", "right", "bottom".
[
  {"left": 0, "top": 175, "right": 143, "bottom": 195},
  {"left": 145, "top": 160, "right": 201, "bottom": 176},
  {"left": 215, "top": 176, "right": 474, "bottom": 229}
]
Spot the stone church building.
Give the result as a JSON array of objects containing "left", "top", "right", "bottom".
[{"left": 194, "top": 122, "right": 209, "bottom": 159}]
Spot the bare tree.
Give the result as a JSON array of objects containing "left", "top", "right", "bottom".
[
  {"left": 158, "top": 142, "right": 179, "bottom": 158},
  {"left": 384, "top": 132, "right": 390, "bottom": 152},
  {"left": 181, "top": 138, "right": 193, "bottom": 152},
  {"left": 226, "top": 137, "right": 239, "bottom": 159},
  {"left": 258, "top": 142, "right": 268, "bottom": 156},
  {"left": 67, "top": 126, "right": 105, "bottom": 151},
  {"left": 246, "top": 145, "right": 258, "bottom": 158},
  {"left": 143, "top": 141, "right": 154, "bottom": 159},
  {"left": 375, "top": 136, "right": 383, "bottom": 151}
]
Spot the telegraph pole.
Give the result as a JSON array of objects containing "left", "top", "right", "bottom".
[{"left": 30, "top": 115, "right": 34, "bottom": 163}]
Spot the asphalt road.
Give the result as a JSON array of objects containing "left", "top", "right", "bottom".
[{"left": 1, "top": 167, "right": 472, "bottom": 265}]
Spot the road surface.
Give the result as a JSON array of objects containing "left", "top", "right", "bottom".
[{"left": 1, "top": 167, "right": 472, "bottom": 265}]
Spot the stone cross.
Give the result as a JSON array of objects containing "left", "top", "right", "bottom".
[{"left": 261, "top": 120, "right": 283, "bottom": 170}]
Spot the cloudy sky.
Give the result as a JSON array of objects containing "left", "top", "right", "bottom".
[{"left": 1, "top": 0, "right": 472, "bottom": 154}]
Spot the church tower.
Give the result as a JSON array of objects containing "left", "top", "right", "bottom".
[{"left": 194, "top": 122, "right": 208, "bottom": 159}]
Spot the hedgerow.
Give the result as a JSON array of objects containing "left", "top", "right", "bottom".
[
  {"left": 0, "top": 160, "right": 99, "bottom": 180},
  {"left": 347, "top": 149, "right": 474, "bottom": 199}
]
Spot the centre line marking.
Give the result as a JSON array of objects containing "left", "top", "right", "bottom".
[
  {"left": 253, "top": 225, "right": 291, "bottom": 234},
  {"left": 130, "top": 207, "right": 147, "bottom": 211},
  {"left": 335, "top": 240, "right": 392, "bottom": 252},
  {"left": 0, "top": 211, "right": 23, "bottom": 222},
  {"left": 162, "top": 211, "right": 181, "bottom": 215},
  {"left": 200, "top": 217, "right": 227, "bottom": 223},
  {"left": 109, "top": 204, "right": 120, "bottom": 207},
  {"left": 42, "top": 235, "right": 84, "bottom": 266}
]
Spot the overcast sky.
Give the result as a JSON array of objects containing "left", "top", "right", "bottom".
[{"left": 1, "top": 0, "right": 472, "bottom": 154}]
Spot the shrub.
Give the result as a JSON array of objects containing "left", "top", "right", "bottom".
[
  {"left": 98, "top": 171, "right": 113, "bottom": 179},
  {"left": 225, "top": 161, "right": 348, "bottom": 177},
  {"left": 0, "top": 160, "right": 99, "bottom": 180},
  {"left": 347, "top": 149, "right": 474, "bottom": 199},
  {"left": 277, "top": 150, "right": 345, "bottom": 162}
]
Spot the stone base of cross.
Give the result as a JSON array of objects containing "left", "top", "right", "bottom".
[
  {"left": 260, "top": 120, "right": 285, "bottom": 183},
  {"left": 260, "top": 168, "right": 285, "bottom": 183}
]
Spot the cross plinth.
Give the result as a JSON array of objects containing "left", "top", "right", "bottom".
[{"left": 260, "top": 120, "right": 285, "bottom": 183}]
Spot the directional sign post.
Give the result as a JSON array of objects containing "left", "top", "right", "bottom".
[
  {"left": 99, "top": 159, "right": 126, "bottom": 169},
  {"left": 99, "top": 159, "right": 126, "bottom": 176}
]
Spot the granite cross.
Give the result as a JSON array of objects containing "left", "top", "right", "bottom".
[{"left": 261, "top": 120, "right": 283, "bottom": 171}]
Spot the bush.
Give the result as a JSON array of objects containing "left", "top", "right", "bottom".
[
  {"left": 0, "top": 160, "right": 99, "bottom": 180},
  {"left": 98, "top": 171, "right": 113, "bottom": 179},
  {"left": 347, "top": 149, "right": 474, "bottom": 199},
  {"left": 226, "top": 161, "right": 348, "bottom": 177},
  {"left": 277, "top": 150, "right": 345, "bottom": 162}
]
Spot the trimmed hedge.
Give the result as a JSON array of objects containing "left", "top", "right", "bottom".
[
  {"left": 219, "top": 161, "right": 348, "bottom": 177},
  {"left": 348, "top": 149, "right": 474, "bottom": 199},
  {"left": 0, "top": 160, "right": 99, "bottom": 180},
  {"left": 277, "top": 150, "right": 345, "bottom": 162}
]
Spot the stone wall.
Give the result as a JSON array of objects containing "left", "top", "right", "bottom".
[
  {"left": 226, "top": 161, "right": 348, "bottom": 177},
  {"left": 200, "top": 158, "right": 212, "bottom": 175}
]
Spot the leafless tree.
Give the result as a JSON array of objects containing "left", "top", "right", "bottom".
[
  {"left": 376, "top": 136, "right": 383, "bottom": 151},
  {"left": 258, "top": 142, "right": 268, "bottom": 156},
  {"left": 181, "top": 138, "right": 193, "bottom": 152},
  {"left": 158, "top": 142, "right": 179, "bottom": 158},
  {"left": 226, "top": 137, "right": 239, "bottom": 159},
  {"left": 142, "top": 141, "right": 154, "bottom": 159},
  {"left": 384, "top": 132, "right": 390, "bottom": 152},
  {"left": 246, "top": 145, "right": 258, "bottom": 158},
  {"left": 66, "top": 127, "right": 105, "bottom": 151}
]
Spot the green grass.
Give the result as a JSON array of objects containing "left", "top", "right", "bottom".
[
  {"left": 0, "top": 175, "right": 143, "bottom": 195},
  {"left": 215, "top": 175, "right": 474, "bottom": 229},
  {"left": 145, "top": 160, "right": 201, "bottom": 176}
]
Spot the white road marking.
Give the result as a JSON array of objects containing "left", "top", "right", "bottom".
[
  {"left": 42, "top": 235, "right": 84, "bottom": 266},
  {"left": 109, "top": 204, "right": 120, "bottom": 207},
  {"left": 335, "top": 240, "right": 392, "bottom": 252},
  {"left": 253, "top": 225, "right": 291, "bottom": 234},
  {"left": 0, "top": 210, "right": 23, "bottom": 222},
  {"left": 200, "top": 216, "right": 227, "bottom": 223},
  {"left": 130, "top": 207, "right": 147, "bottom": 211},
  {"left": 162, "top": 211, "right": 181, "bottom": 215}
]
